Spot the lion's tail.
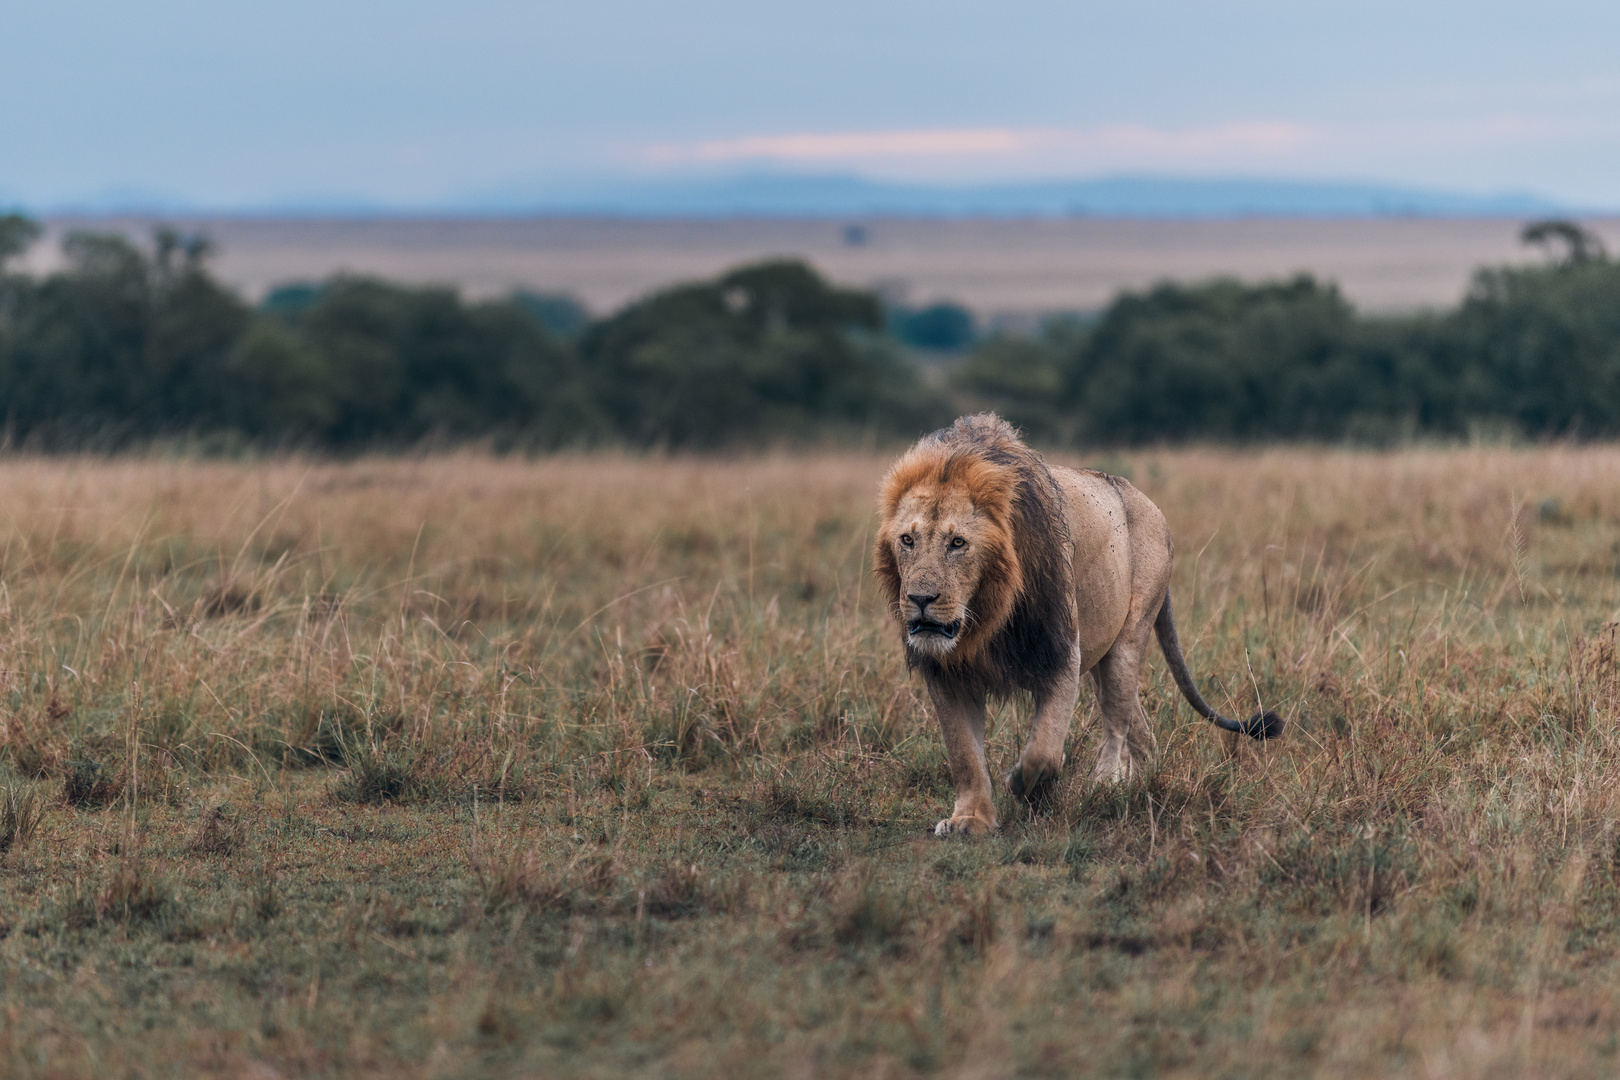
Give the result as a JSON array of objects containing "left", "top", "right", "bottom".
[{"left": 1154, "top": 592, "right": 1283, "bottom": 740}]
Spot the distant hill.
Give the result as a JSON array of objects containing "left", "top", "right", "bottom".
[
  {"left": 27, "top": 173, "right": 1567, "bottom": 220},
  {"left": 467, "top": 173, "right": 1563, "bottom": 219}
]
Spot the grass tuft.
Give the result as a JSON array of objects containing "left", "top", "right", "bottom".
[
  {"left": 0, "top": 784, "right": 44, "bottom": 854},
  {"left": 638, "top": 861, "right": 714, "bottom": 919},
  {"left": 188, "top": 803, "right": 246, "bottom": 856},
  {"left": 60, "top": 759, "right": 122, "bottom": 808},
  {"left": 68, "top": 850, "right": 175, "bottom": 928},
  {"left": 332, "top": 737, "right": 419, "bottom": 804},
  {"left": 833, "top": 869, "right": 911, "bottom": 953},
  {"left": 473, "top": 846, "right": 619, "bottom": 917}
]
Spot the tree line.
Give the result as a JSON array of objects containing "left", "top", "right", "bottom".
[
  {"left": 955, "top": 221, "right": 1620, "bottom": 445},
  {"left": 0, "top": 215, "right": 942, "bottom": 449},
  {"left": 1, "top": 213, "right": 1617, "bottom": 449}
]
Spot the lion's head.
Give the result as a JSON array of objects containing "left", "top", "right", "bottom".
[
  {"left": 875, "top": 416, "right": 1077, "bottom": 692},
  {"left": 874, "top": 449, "right": 1022, "bottom": 660},
  {"left": 875, "top": 416, "right": 1067, "bottom": 668}
]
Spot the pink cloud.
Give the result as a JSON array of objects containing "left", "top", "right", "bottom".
[{"left": 646, "top": 123, "right": 1315, "bottom": 168}]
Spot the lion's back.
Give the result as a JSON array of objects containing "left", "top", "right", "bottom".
[{"left": 1051, "top": 466, "right": 1172, "bottom": 669}]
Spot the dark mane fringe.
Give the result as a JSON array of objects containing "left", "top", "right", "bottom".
[{"left": 892, "top": 415, "right": 1077, "bottom": 699}]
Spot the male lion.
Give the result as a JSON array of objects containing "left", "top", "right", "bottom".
[{"left": 874, "top": 415, "right": 1281, "bottom": 835}]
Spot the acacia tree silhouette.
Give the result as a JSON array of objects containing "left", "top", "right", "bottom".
[{"left": 1520, "top": 219, "right": 1607, "bottom": 264}]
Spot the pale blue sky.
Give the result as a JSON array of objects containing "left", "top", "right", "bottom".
[{"left": 4, "top": 0, "right": 1620, "bottom": 209}]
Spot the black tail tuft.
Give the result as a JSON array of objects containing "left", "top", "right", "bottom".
[
  {"left": 1156, "top": 594, "right": 1285, "bottom": 742},
  {"left": 1242, "top": 710, "right": 1284, "bottom": 740}
]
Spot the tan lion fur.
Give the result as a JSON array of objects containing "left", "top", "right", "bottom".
[{"left": 875, "top": 414, "right": 1279, "bottom": 836}]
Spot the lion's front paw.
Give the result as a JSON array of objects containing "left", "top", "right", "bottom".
[
  {"left": 934, "top": 813, "right": 997, "bottom": 837},
  {"left": 1006, "top": 754, "right": 1064, "bottom": 802}
]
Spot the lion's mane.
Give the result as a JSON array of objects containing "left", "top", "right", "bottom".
[{"left": 874, "top": 415, "right": 1078, "bottom": 699}]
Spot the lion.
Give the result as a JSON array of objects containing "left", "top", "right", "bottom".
[{"left": 874, "top": 414, "right": 1281, "bottom": 835}]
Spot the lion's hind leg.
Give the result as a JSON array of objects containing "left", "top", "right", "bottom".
[{"left": 1089, "top": 637, "right": 1161, "bottom": 784}]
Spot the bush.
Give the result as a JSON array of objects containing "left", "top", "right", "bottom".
[
  {"left": 890, "top": 301, "right": 976, "bottom": 352},
  {"left": 0, "top": 229, "right": 249, "bottom": 446},
  {"left": 1066, "top": 274, "right": 1359, "bottom": 442},
  {"left": 1451, "top": 257, "right": 1620, "bottom": 436},
  {"left": 948, "top": 334, "right": 1069, "bottom": 440},
  {"left": 580, "top": 259, "right": 945, "bottom": 447},
  {"left": 261, "top": 276, "right": 601, "bottom": 446}
]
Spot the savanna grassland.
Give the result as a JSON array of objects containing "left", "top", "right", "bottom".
[{"left": 3, "top": 447, "right": 1620, "bottom": 1078}]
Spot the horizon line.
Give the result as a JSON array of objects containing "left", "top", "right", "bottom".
[{"left": 7, "top": 170, "right": 1599, "bottom": 220}]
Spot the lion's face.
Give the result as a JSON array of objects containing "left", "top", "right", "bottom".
[{"left": 876, "top": 462, "right": 1021, "bottom": 660}]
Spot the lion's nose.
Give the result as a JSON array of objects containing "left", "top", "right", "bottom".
[{"left": 906, "top": 593, "right": 939, "bottom": 612}]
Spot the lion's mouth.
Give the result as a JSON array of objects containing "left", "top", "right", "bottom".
[{"left": 907, "top": 618, "right": 962, "bottom": 640}]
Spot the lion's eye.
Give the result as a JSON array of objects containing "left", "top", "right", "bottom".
[
  {"left": 950, "top": 536, "right": 966, "bottom": 549},
  {"left": 900, "top": 534, "right": 913, "bottom": 547}
]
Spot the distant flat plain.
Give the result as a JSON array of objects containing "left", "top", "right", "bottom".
[{"left": 34, "top": 215, "right": 1620, "bottom": 317}]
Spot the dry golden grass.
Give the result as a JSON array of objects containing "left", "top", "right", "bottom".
[{"left": 3, "top": 446, "right": 1620, "bottom": 1077}]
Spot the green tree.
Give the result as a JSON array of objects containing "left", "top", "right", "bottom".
[
  {"left": 1448, "top": 257, "right": 1620, "bottom": 437},
  {"left": 261, "top": 277, "right": 598, "bottom": 445},
  {"left": 1064, "top": 275, "right": 1358, "bottom": 442},
  {"left": 948, "top": 333, "right": 1068, "bottom": 440},
  {"left": 0, "top": 229, "right": 246, "bottom": 444},
  {"left": 890, "top": 301, "right": 976, "bottom": 352},
  {"left": 581, "top": 259, "right": 942, "bottom": 447}
]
